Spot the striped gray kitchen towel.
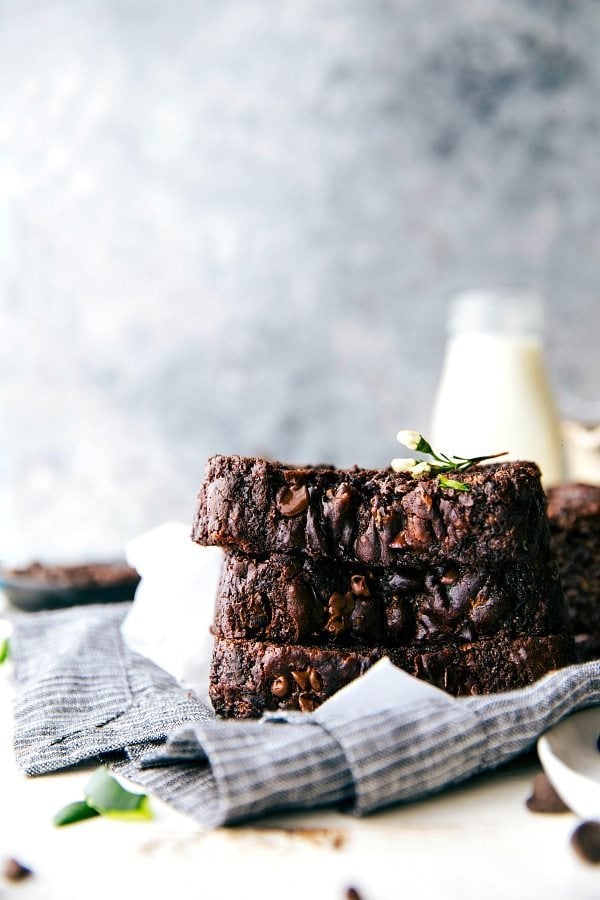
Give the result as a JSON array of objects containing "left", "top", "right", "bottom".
[{"left": 10, "top": 602, "right": 600, "bottom": 827}]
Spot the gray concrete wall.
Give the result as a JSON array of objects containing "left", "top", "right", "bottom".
[{"left": 1, "top": 0, "right": 599, "bottom": 561}]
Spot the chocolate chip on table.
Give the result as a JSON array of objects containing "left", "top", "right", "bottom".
[
  {"left": 571, "top": 821, "right": 600, "bottom": 864},
  {"left": 526, "top": 773, "right": 570, "bottom": 813},
  {"left": 271, "top": 674, "right": 291, "bottom": 698},
  {"left": 345, "top": 888, "right": 364, "bottom": 900},
  {"left": 3, "top": 857, "right": 33, "bottom": 881}
]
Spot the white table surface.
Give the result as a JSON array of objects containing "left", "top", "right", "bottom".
[{"left": 2, "top": 633, "right": 599, "bottom": 900}]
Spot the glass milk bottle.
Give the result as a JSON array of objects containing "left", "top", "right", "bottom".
[{"left": 429, "top": 289, "right": 564, "bottom": 487}]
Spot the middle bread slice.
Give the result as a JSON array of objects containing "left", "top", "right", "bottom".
[{"left": 213, "top": 550, "right": 569, "bottom": 648}]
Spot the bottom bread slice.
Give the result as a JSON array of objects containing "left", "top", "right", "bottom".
[{"left": 210, "top": 634, "right": 576, "bottom": 718}]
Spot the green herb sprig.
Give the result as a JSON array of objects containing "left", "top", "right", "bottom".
[
  {"left": 392, "top": 430, "right": 507, "bottom": 491},
  {"left": 53, "top": 766, "right": 153, "bottom": 827}
]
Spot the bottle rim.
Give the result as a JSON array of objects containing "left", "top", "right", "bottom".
[{"left": 448, "top": 288, "right": 543, "bottom": 336}]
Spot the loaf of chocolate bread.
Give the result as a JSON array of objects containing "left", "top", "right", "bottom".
[
  {"left": 548, "top": 483, "right": 600, "bottom": 661},
  {"left": 214, "top": 551, "right": 568, "bottom": 647},
  {"left": 210, "top": 635, "right": 576, "bottom": 718},
  {"left": 194, "top": 455, "right": 548, "bottom": 567}
]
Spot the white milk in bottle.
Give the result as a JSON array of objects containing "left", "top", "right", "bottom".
[{"left": 429, "top": 289, "right": 564, "bottom": 487}]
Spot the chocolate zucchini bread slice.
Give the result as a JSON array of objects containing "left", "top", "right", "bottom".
[
  {"left": 210, "top": 635, "right": 576, "bottom": 718},
  {"left": 548, "top": 483, "right": 600, "bottom": 661},
  {"left": 194, "top": 455, "right": 549, "bottom": 567},
  {"left": 214, "top": 551, "right": 568, "bottom": 647}
]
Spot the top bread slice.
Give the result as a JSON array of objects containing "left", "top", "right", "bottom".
[{"left": 193, "top": 454, "right": 550, "bottom": 568}]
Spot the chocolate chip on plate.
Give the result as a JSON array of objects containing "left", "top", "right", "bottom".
[
  {"left": 571, "top": 821, "right": 600, "bottom": 864},
  {"left": 526, "top": 773, "right": 570, "bottom": 813}
]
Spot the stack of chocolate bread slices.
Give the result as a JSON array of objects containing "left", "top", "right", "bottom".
[{"left": 193, "top": 455, "right": 576, "bottom": 718}]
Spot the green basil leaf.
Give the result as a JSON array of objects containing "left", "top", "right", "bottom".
[
  {"left": 0, "top": 637, "right": 9, "bottom": 665},
  {"left": 85, "top": 767, "right": 153, "bottom": 821},
  {"left": 437, "top": 474, "right": 470, "bottom": 492},
  {"left": 53, "top": 800, "right": 101, "bottom": 827}
]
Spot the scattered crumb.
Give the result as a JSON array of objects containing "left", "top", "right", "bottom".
[
  {"left": 140, "top": 825, "right": 348, "bottom": 857},
  {"left": 273, "top": 827, "right": 347, "bottom": 849}
]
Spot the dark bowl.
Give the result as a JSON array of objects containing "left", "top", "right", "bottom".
[{"left": 0, "top": 562, "right": 140, "bottom": 612}]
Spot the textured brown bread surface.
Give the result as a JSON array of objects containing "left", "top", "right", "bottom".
[
  {"left": 214, "top": 551, "right": 568, "bottom": 647},
  {"left": 210, "top": 635, "right": 576, "bottom": 718},
  {"left": 548, "top": 483, "right": 600, "bottom": 661},
  {"left": 193, "top": 455, "right": 549, "bottom": 567}
]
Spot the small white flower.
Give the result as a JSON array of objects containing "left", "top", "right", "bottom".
[
  {"left": 390, "top": 457, "right": 417, "bottom": 472},
  {"left": 411, "top": 461, "right": 432, "bottom": 476},
  {"left": 396, "top": 430, "right": 423, "bottom": 451}
]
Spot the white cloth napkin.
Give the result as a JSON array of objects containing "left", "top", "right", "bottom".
[
  {"left": 121, "top": 522, "right": 223, "bottom": 703},
  {"left": 11, "top": 559, "right": 600, "bottom": 827}
]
